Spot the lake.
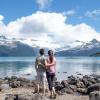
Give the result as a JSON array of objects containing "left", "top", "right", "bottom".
[{"left": 0, "top": 57, "right": 100, "bottom": 80}]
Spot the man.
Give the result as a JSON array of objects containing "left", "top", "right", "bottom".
[{"left": 35, "top": 48, "right": 46, "bottom": 95}]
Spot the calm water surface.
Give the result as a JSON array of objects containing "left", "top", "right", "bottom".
[{"left": 0, "top": 57, "right": 100, "bottom": 80}]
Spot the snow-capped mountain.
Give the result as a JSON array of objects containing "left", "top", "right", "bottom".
[
  {"left": 0, "top": 36, "right": 37, "bottom": 56},
  {"left": 0, "top": 35, "right": 59, "bottom": 56},
  {"left": 56, "top": 39, "right": 100, "bottom": 56},
  {"left": 0, "top": 35, "right": 99, "bottom": 56},
  {"left": 19, "top": 38, "right": 60, "bottom": 51},
  {"left": 56, "top": 40, "right": 86, "bottom": 52}
]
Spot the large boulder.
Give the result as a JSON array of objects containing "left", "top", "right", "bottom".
[
  {"left": 76, "top": 81, "right": 85, "bottom": 88},
  {"left": 68, "top": 75, "right": 77, "bottom": 85},
  {"left": 60, "top": 87, "right": 74, "bottom": 94},
  {"left": 89, "top": 91, "right": 100, "bottom": 100},
  {"left": 82, "top": 75, "right": 97, "bottom": 87},
  {"left": 18, "top": 77, "right": 31, "bottom": 87},
  {"left": 88, "top": 83, "right": 100, "bottom": 94},
  {"left": 18, "top": 77, "right": 30, "bottom": 83},
  {"left": 69, "top": 85, "right": 77, "bottom": 92},
  {"left": 9, "top": 81, "right": 20, "bottom": 88},
  {"left": 61, "top": 80, "right": 68, "bottom": 87},
  {"left": 54, "top": 81, "right": 64, "bottom": 91},
  {"left": 82, "top": 78, "right": 92, "bottom": 87},
  {"left": 77, "top": 88, "right": 87, "bottom": 94}
]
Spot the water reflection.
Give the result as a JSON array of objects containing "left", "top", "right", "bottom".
[
  {"left": 56, "top": 57, "right": 100, "bottom": 80},
  {"left": 0, "top": 62, "right": 35, "bottom": 79},
  {"left": 0, "top": 57, "right": 100, "bottom": 80}
]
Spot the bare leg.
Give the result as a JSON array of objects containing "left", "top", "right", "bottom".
[
  {"left": 52, "top": 87, "right": 56, "bottom": 98},
  {"left": 52, "top": 87, "right": 56, "bottom": 94},
  {"left": 42, "top": 73, "right": 46, "bottom": 95},
  {"left": 43, "top": 82, "right": 45, "bottom": 95},
  {"left": 50, "top": 90, "right": 53, "bottom": 97},
  {"left": 37, "top": 84, "right": 39, "bottom": 93}
]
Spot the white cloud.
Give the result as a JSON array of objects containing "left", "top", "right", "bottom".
[
  {"left": 7, "top": 11, "right": 100, "bottom": 43},
  {"left": 0, "top": 15, "right": 4, "bottom": 21},
  {"left": 85, "top": 9, "right": 100, "bottom": 18},
  {"left": 62, "top": 10, "right": 75, "bottom": 16},
  {"left": 36, "top": 0, "right": 52, "bottom": 10},
  {"left": 0, "top": 11, "right": 100, "bottom": 48},
  {"left": 7, "top": 11, "right": 67, "bottom": 40},
  {"left": 66, "top": 23, "right": 100, "bottom": 42},
  {"left": 0, "top": 15, "right": 7, "bottom": 34}
]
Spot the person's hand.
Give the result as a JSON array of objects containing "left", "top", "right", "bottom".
[{"left": 37, "top": 61, "right": 45, "bottom": 68}]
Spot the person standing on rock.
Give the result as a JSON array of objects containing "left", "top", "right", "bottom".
[
  {"left": 35, "top": 48, "right": 46, "bottom": 95},
  {"left": 45, "top": 50, "right": 57, "bottom": 98}
]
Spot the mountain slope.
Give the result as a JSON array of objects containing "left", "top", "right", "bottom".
[
  {"left": 0, "top": 36, "right": 36, "bottom": 56},
  {"left": 56, "top": 39, "right": 100, "bottom": 56},
  {"left": 0, "top": 35, "right": 100, "bottom": 57}
]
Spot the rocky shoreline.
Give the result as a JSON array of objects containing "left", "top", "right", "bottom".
[{"left": 0, "top": 74, "right": 100, "bottom": 100}]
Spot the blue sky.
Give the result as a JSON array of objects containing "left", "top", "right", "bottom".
[
  {"left": 0, "top": 0, "right": 100, "bottom": 46},
  {"left": 0, "top": 0, "right": 100, "bottom": 32}
]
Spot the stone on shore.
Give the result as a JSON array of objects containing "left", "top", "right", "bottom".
[
  {"left": 0, "top": 74, "right": 99, "bottom": 100},
  {"left": 89, "top": 91, "right": 100, "bottom": 100},
  {"left": 87, "top": 83, "right": 100, "bottom": 94}
]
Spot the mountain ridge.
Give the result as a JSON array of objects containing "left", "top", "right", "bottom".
[
  {"left": 0, "top": 35, "right": 99, "bottom": 56},
  {"left": 0, "top": 36, "right": 37, "bottom": 56},
  {"left": 56, "top": 39, "right": 100, "bottom": 56}
]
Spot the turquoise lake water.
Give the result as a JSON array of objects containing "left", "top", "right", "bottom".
[{"left": 0, "top": 57, "right": 100, "bottom": 80}]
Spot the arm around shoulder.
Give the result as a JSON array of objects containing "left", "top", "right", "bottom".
[{"left": 45, "top": 57, "right": 56, "bottom": 67}]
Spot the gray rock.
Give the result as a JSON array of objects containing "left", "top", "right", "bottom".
[
  {"left": 76, "top": 81, "right": 85, "bottom": 88},
  {"left": 60, "top": 87, "right": 74, "bottom": 94},
  {"left": 54, "top": 81, "right": 64, "bottom": 91},
  {"left": 18, "top": 77, "right": 30, "bottom": 83},
  {"left": 69, "top": 85, "right": 77, "bottom": 92},
  {"left": 77, "top": 88, "right": 87, "bottom": 94},
  {"left": 61, "top": 80, "right": 68, "bottom": 87},
  {"left": 88, "top": 83, "right": 100, "bottom": 94},
  {"left": 0, "top": 83, "right": 10, "bottom": 90},
  {"left": 89, "top": 91, "right": 100, "bottom": 100},
  {"left": 82, "top": 78, "right": 92, "bottom": 87},
  {"left": 4, "top": 77, "right": 11, "bottom": 81},
  {"left": 68, "top": 75, "right": 77, "bottom": 85},
  {"left": 10, "top": 81, "right": 20, "bottom": 88},
  {"left": 82, "top": 75, "right": 97, "bottom": 87}
]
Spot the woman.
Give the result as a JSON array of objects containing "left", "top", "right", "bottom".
[{"left": 45, "top": 50, "right": 56, "bottom": 98}]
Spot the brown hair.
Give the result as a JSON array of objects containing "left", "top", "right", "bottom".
[{"left": 48, "top": 50, "right": 54, "bottom": 63}]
